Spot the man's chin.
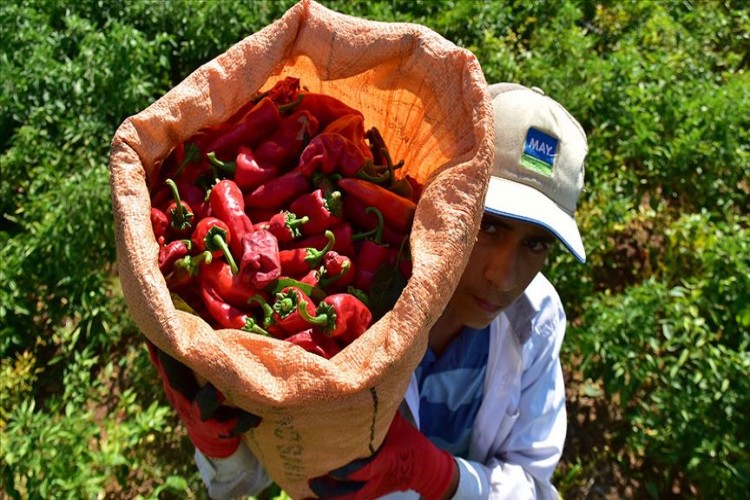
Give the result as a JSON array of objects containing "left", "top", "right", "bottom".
[{"left": 462, "top": 316, "right": 495, "bottom": 330}]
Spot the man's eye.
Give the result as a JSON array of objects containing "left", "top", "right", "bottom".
[
  {"left": 526, "top": 238, "right": 553, "bottom": 253},
  {"left": 479, "top": 221, "right": 499, "bottom": 235}
]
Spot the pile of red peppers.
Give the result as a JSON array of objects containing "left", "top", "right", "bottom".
[{"left": 149, "top": 77, "right": 422, "bottom": 359}]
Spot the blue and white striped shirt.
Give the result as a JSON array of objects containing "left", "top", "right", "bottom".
[{"left": 414, "top": 326, "right": 490, "bottom": 458}]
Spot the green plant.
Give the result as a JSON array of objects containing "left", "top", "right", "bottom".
[{"left": 568, "top": 214, "right": 750, "bottom": 496}]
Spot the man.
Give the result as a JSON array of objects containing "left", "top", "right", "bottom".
[
  {"left": 308, "top": 83, "right": 588, "bottom": 499},
  {"left": 153, "top": 83, "right": 589, "bottom": 499}
]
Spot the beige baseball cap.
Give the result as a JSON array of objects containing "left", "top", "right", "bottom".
[{"left": 485, "top": 83, "right": 589, "bottom": 263}]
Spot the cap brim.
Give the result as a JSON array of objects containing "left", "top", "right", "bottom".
[{"left": 484, "top": 177, "right": 586, "bottom": 263}]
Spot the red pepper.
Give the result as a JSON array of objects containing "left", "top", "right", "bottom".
[
  {"left": 342, "top": 195, "right": 408, "bottom": 247},
  {"left": 289, "top": 188, "right": 343, "bottom": 236},
  {"left": 175, "top": 142, "right": 203, "bottom": 175},
  {"left": 353, "top": 127, "right": 406, "bottom": 186},
  {"left": 201, "top": 97, "right": 282, "bottom": 161},
  {"left": 262, "top": 210, "right": 309, "bottom": 245},
  {"left": 296, "top": 133, "right": 367, "bottom": 178},
  {"left": 165, "top": 179, "right": 195, "bottom": 235},
  {"left": 246, "top": 295, "right": 284, "bottom": 339},
  {"left": 177, "top": 179, "right": 211, "bottom": 220},
  {"left": 253, "top": 110, "right": 319, "bottom": 170},
  {"left": 170, "top": 286, "right": 209, "bottom": 320},
  {"left": 296, "top": 293, "right": 372, "bottom": 344},
  {"left": 388, "top": 177, "right": 414, "bottom": 201},
  {"left": 158, "top": 142, "right": 203, "bottom": 184},
  {"left": 152, "top": 179, "right": 208, "bottom": 220},
  {"left": 245, "top": 207, "right": 279, "bottom": 225},
  {"left": 243, "top": 169, "right": 311, "bottom": 210},
  {"left": 209, "top": 179, "right": 254, "bottom": 261},
  {"left": 405, "top": 175, "right": 423, "bottom": 202},
  {"left": 191, "top": 217, "right": 239, "bottom": 275},
  {"left": 159, "top": 239, "right": 191, "bottom": 275},
  {"left": 156, "top": 143, "right": 179, "bottom": 182},
  {"left": 212, "top": 146, "right": 280, "bottom": 191},
  {"left": 365, "top": 127, "right": 399, "bottom": 172},
  {"left": 166, "top": 251, "right": 212, "bottom": 291},
  {"left": 337, "top": 177, "right": 416, "bottom": 234},
  {"left": 238, "top": 229, "right": 282, "bottom": 288},
  {"left": 266, "top": 76, "right": 301, "bottom": 107},
  {"left": 285, "top": 329, "right": 342, "bottom": 359},
  {"left": 353, "top": 207, "right": 397, "bottom": 292},
  {"left": 150, "top": 184, "right": 172, "bottom": 212},
  {"left": 176, "top": 154, "right": 213, "bottom": 187},
  {"left": 151, "top": 207, "right": 169, "bottom": 242},
  {"left": 291, "top": 222, "right": 356, "bottom": 258},
  {"left": 272, "top": 286, "right": 320, "bottom": 336},
  {"left": 320, "top": 251, "right": 355, "bottom": 289},
  {"left": 200, "top": 285, "right": 269, "bottom": 334},
  {"left": 198, "top": 259, "right": 268, "bottom": 310},
  {"left": 296, "top": 91, "right": 364, "bottom": 129},
  {"left": 278, "top": 230, "right": 335, "bottom": 277},
  {"left": 322, "top": 114, "right": 374, "bottom": 161},
  {"left": 299, "top": 268, "right": 321, "bottom": 287},
  {"left": 250, "top": 286, "right": 318, "bottom": 337},
  {"left": 345, "top": 286, "right": 370, "bottom": 307},
  {"left": 355, "top": 241, "right": 394, "bottom": 292}
]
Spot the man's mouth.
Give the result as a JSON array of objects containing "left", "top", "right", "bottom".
[{"left": 472, "top": 294, "right": 503, "bottom": 314}]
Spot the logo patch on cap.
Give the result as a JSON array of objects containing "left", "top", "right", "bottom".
[{"left": 521, "top": 127, "right": 558, "bottom": 177}]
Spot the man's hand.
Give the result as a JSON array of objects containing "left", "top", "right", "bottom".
[
  {"left": 147, "top": 341, "right": 261, "bottom": 458},
  {"left": 309, "top": 411, "right": 458, "bottom": 499}
]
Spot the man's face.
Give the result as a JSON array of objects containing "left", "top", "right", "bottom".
[{"left": 445, "top": 214, "right": 555, "bottom": 330}]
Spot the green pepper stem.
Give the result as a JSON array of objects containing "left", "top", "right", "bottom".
[
  {"left": 352, "top": 226, "right": 377, "bottom": 242},
  {"left": 249, "top": 295, "right": 274, "bottom": 329},
  {"left": 325, "top": 191, "right": 344, "bottom": 216},
  {"left": 312, "top": 171, "right": 338, "bottom": 193},
  {"left": 207, "top": 152, "right": 236, "bottom": 175},
  {"left": 175, "top": 143, "right": 201, "bottom": 177},
  {"left": 285, "top": 212, "right": 309, "bottom": 237},
  {"left": 209, "top": 232, "right": 239, "bottom": 275},
  {"left": 380, "top": 147, "right": 404, "bottom": 183},
  {"left": 296, "top": 299, "right": 328, "bottom": 327},
  {"left": 166, "top": 178, "right": 188, "bottom": 225},
  {"left": 346, "top": 286, "right": 369, "bottom": 306},
  {"left": 242, "top": 316, "right": 270, "bottom": 336},
  {"left": 364, "top": 206, "right": 384, "bottom": 244},
  {"left": 305, "top": 230, "right": 335, "bottom": 264},
  {"left": 319, "top": 260, "right": 350, "bottom": 289},
  {"left": 357, "top": 163, "right": 390, "bottom": 184},
  {"left": 251, "top": 90, "right": 270, "bottom": 104},
  {"left": 277, "top": 94, "right": 304, "bottom": 114},
  {"left": 273, "top": 293, "right": 297, "bottom": 318},
  {"left": 175, "top": 250, "right": 213, "bottom": 276}
]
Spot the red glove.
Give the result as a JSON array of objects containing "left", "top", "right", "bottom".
[
  {"left": 147, "top": 342, "right": 261, "bottom": 458},
  {"left": 308, "top": 411, "right": 458, "bottom": 499}
]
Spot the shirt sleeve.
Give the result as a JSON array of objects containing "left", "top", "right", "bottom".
[
  {"left": 194, "top": 441, "right": 273, "bottom": 500},
  {"left": 454, "top": 286, "right": 568, "bottom": 500}
]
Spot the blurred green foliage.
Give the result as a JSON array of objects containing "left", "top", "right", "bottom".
[{"left": 1, "top": 0, "right": 748, "bottom": 498}]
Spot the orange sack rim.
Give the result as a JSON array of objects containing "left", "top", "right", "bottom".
[{"left": 108, "top": 0, "right": 494, "bottom": 496}]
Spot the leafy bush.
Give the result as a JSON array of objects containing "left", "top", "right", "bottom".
[{"left": 568, "top": 213, "right": 750, "bottom": 496}]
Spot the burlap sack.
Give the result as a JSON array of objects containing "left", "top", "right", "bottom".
[{"left": 109, "top": 0, "right": 493, "bottom": 497}]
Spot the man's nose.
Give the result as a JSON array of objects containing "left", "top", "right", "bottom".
[{"left": 484, "top": 243, "right": 519, "bottom": 292}]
